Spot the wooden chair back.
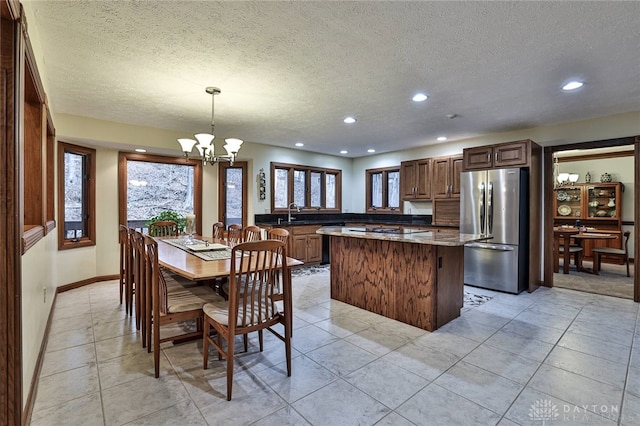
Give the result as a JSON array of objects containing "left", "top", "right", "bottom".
[
  {"left": 118, "top": 225, "right": 129, "bottom": 305},
  {"left": 267, "top": 228, "right": 289, "bottom": 246},
  {"left": 212, "top": 222, "right": 225, "bottom": 240},
  {"left": 203, "top": 239, "right": 292, "bottom": 400},
  {"left": 148, "top": 220, "right": 179, "bottom": 237},
  {"left": 244, "top": 225, "right": 262, "bottom": 242},
  {"left": 593, "top": 230, "right": 631, "bottom": 276},
  {"left": 227, "top": 224, "right": 243, "bottom": 246}
]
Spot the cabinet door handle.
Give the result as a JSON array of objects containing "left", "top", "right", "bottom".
[
  {"left": 487, "top": 153, "right": 491, "bottom": 163},
  {"left": 495, "top": 151, "right": 499, "bottom": 162}
]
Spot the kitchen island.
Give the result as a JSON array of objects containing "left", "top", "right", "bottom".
[{"left": 316, "top": 226, "right": 490, "bottom": 331}]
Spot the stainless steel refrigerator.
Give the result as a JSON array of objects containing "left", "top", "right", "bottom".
[{"left": 460, "top": 168, "right": 529, "bottom": 293}]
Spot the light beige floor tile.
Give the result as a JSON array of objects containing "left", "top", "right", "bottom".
[
  {"left": 95, "top": 332, "right": 143, "bottom": 362},
  {"left": 99, "top": 349, "right": 173, "bottom": 390},
  {"left": 255, "top": 355, "right": 337, "bottom": 403},
  {"left": 306, "top": 340, "right": 377, "bottom": 376},
  {"left": 463, "top": 344, "right": 541, "bottom": 384},
  {"left": 45, "top": 325, "right": 95, "bottom": 353},
  {"left": 102, "top": 372, "right": 191, "bottom": 425},
  {"left": 374, "top": 412, "right": 416, "bottom": 426},
  {"left": 49, "top": 313, "right": 93, "bottom": 335},
  {"left": 123, "top": 399, "right": 207, "bottom": 425},
  {"left": 380, "top": 342, "right": 459, "bottom": 380},
  {"left": 621, "top": 392, "right": 640, "bottom": 426},
  {"left": 545, "top": 346, "right": 628, "bottom": 387},
  {"left": 290, "top": 324, "right": 340, "bottom": 354},
  {"left": 413, "top": 330, "right": 479, "bottom": 358},
  {"left": 396, "top": 383, "right": 501, "bottom": 426},
  {"left": 40, "top": 343, "right": 95, "bottom": 378},
  {"left": 32, "top": 364, "right": 100, "bottom": 412},
  {"left": 433, "top": 361, "right": 523, "bottom": 414},
  {"left": 484, "top": 330, "right": 554, "bottom": 362},
  {"left": 249, "top": 405, "right": 311, "bottom": 425},
  {"left": 30, "top": 392, "right": 103, "bottom": 426},
  {"left": 292, "top": 379, "right": 390, "bottom": 426},
  {"left": 344, "top": 359, "right": 429, "bottom": 409}
]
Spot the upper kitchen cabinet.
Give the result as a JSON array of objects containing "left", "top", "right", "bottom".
[
  {"left": 401, "top": 158, "right": 432, "bottom": 200},
  {"left": 463, "top": 140, "right": 531, "bottom": 170},
  {"left": 431, "top": 155, "right": 463, "bottom": 199}
]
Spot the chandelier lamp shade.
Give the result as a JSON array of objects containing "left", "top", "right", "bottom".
[{"left": 177, "top": 87, "right": 243, "bottom": 165}]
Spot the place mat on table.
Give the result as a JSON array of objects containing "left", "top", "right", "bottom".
[{"left": 160, "top": 237, "right": 237, "bottom": 261}]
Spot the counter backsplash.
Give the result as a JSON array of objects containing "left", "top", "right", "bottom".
[{"left": 255, "top": 212, "right": 433, "bottom": 227}]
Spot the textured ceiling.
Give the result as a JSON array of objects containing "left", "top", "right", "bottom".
[{"left": 28, "top": 1, "right": 640, "bottom": 157}]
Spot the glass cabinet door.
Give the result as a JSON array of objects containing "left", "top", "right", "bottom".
[
  {"left": 586, "top": 184, "right": 617, "bottom": 219},
  {"left": 555, "top": 186, "right": 582, "bottom": 218}
]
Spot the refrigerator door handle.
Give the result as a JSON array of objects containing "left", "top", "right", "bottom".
[
  {"left": 487, "top": 181, "right": 493, "bottom": 234},
  {"left": 466, "top": 243, "right": 515, "bottom": 252},
  {"left": 480, "top": 182, "right": 485, "bottom": 234}
]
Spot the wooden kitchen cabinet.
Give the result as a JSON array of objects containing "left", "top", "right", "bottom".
[
  {"left": 463, "top": 140, "right": 530, "bottom": 170},
  {"left": 431, "top": 155, "right": 463, "bottom": 199},
  {"left": 290, "top": 225, "right": 322, "bottom": 263},
  {"left": 401, "top": 158, "right": 432, "bottom": 200}
]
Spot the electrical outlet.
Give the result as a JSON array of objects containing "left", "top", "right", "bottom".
[{"left": 43, "top": 287, "right": 47, "bottom": 303}]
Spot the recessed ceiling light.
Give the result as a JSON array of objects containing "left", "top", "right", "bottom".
[
  {"left": 343, "top": 116, "right": 356, "bottom": 124},
  {"left": 412, "top": 93, "right": 428, "bottom": 102},
  {"left": 562, "top": 81, "right": 584, "bottom": 91},
  {"left": 340, "top": 150, "right": 348, "bottom": 154},
  {"left": 367, "top": 149, "right": 376, "bottom": 153},
  {"left": 437, "top": 136, "right": 447, "bottom": 142},
  {"left": 135, "top": 148, "right": 147, "bottom": 153},
  {"left": 295, "top": 142, "right": 304, "bottom": 147}
]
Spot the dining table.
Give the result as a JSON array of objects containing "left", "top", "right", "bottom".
[
  {"left": 157, "top": 235, "right": 304, "bottom": 281},
  {"left": 553, "top": 228, "right": 618, "bottom": 274}
]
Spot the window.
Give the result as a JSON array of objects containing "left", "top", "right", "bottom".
[
  {"left": 118, "top": 153, "right": 202, "bottom": 234},
  {"left": 58, "top": 142, "right": 96, "bottom": 249},
  {"left": 218, "top": 161, "right": 248, "bottom": 227},
  {"left": 366, "top": 166, "right": 401, "bottom": 213},
  {"left": 271, "top": 162, "right": 341, "bottom": 212}
]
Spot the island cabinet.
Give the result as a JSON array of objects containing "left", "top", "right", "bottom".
[
  {"left": 290, "top": 225, "right": 322, "bottom": 263},
  {"left": 400, "top": 158, "right": 432, "bottom": 200},
  {"left": 317, "top": 226, "right": 489, "bottom": 331},
  {"left": 463, "top": 140, "right": 531, "bottom": 171},
  {"left": 431, "top": 155, "right": 463, "bottom": 199}
]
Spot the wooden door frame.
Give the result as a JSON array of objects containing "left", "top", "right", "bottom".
[
  {"left": 1, "top": 2, "right": 23, "bottom": 425},
  {"left": 543, "top": 136, "right": 639, "bottom": 302},
  {"left": 218, "top": 161, "right": 248, "bottom": 227}
]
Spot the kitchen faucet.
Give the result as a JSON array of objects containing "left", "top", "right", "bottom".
[{"left": 287, "top": 202, "right": 300, "bottom": 223}]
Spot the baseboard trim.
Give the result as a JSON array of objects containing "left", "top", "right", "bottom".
[
  {"left": 57, "top": 274, "right": 119, "bottom": 293},
  {"left": 22, "top": 291, "right": 58, "bottom": 426}
]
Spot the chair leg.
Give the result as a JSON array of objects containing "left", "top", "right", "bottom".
[
  {"left": 575, "top": 252, "right": 583, "bottom": 272},
  {"left": 258, "top": 330, "right": 264, "bottom": 352},
  {"left": 243, "top": 334, "right": 248, "bottom": 352},
  {"left": 227, "top": 338, "right": 234, "bottom": 401},
  {"left": 593, "top": 252, "right": 600, "bottom": 275},
  {"left": 203, "top": 321, "right": 209, "bottom": 369},
  {"left": 626, "top": 258, "right": 630, "bottom": 277}
]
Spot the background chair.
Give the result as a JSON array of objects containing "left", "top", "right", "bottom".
[
  {"left": 148, "top": 220, "right": 179, "bottom": 237},
  {"left": 118, "top": 225, "right": 129, "bottom": 305},
  {"left": 227, "top": 224, "right": 243, "bottom": 246},
  {"left": 267, "top": 228, "right": 289, "bottom": 246},
  {"left": 212, "top": 222, "right": 225, "bottom": 240},
  {"left": 202, "top": 239, "right": 292, "bottom": 400},
  {"left": 557, "top": 245, "right": 583, "bottom": 272},
  {"left": 244, "top": 225, "right": 262, "bottom": 242},
  {"left": 593, "top": 230, "right": 631, "bottom": 276}
]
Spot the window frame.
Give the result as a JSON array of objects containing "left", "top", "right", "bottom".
[
  {"left": 57, "top": 142, "right": 96, "bottom": 250},
  {"left": 118, "top": 152, "right": 203, "bottom": 234},
  {"left": 218, "top": 161, "right": 248, "bottom": 227},
  {"left": 365, "top": 166, "right": 402, "bottom": 214},
  {"left": 270, "top": 162, "right": 342, "bottom": 213}
]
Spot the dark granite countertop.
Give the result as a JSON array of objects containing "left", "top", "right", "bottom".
[{"left": 254, "top": 213, "right": 458, "bottom": 229}]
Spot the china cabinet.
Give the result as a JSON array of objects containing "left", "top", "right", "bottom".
[{"left": 553, "top": 182, "right": 624, "bottom": 260}]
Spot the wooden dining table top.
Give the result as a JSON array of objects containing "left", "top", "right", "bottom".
[{"left": 157, "top": 236, "right": 304, "bottom": 281}]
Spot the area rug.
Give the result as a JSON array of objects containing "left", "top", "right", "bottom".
[{"left": 291, "top": 264, "right": 492, "bottom": 307}]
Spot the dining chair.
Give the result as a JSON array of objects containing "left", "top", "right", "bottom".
[
  {"left": 593, "top": 230, "right": 631, "bottom": 276},
  {"left": 267, "top": 228, "right": 289, "bottom": 246},
  {"left": 244, "top": 225, "right": 262, "bottom": 242},
  {"left": 202, "top": 239, "right": 292, "bottom": 400},
  {"left": 143, "top": 235, "right": 225, "bottom": 377},
  {"left": 126, "top": 227, "right": 138, "bottom": 317},
  {"left": 132, "top": 230, "right": 147, "bottom": 337},
  {"left": 227, "top": 224, "right": 243, "bottom": 246},
  {"left": 118, "top": 225, "right": 129, "bottom": 305},
  {"left": 212, "top": 222, "right": 225, "bottom": 240},
  {"left": 557, "top": 245, "right": 583, "bottom": 272},
  {"left": 148, "top": 220, "right": 179, "bottom": 237}
]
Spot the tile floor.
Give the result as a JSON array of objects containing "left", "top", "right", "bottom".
[{"left": 30, "top": 271, "right": 640, "bottom": 425}]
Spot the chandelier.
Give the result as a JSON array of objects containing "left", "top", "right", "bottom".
[{"left": 177, "top": 87, "right": 243, "bottom": 165}]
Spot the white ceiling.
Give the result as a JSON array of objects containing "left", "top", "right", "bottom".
[{"left": 27, "top": 1, "right": 640, "bottom": 158}]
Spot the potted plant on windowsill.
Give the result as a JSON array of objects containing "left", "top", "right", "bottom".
[{"left": 145, "top": 210, "right": 185, "bottom": 235}]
